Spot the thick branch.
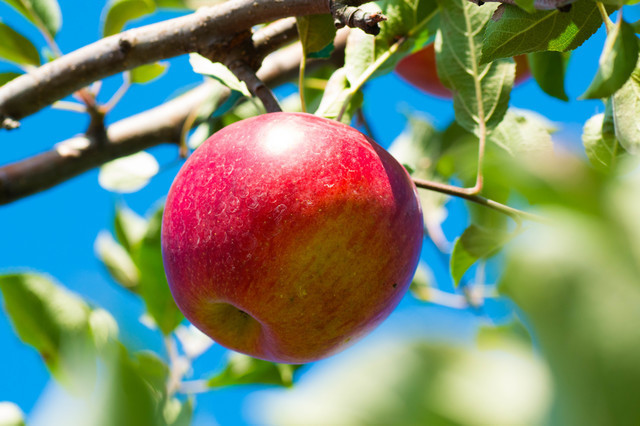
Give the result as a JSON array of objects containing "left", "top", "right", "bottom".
[
  {"left": 0, "top": 0, "right": 330, "bottom": 123},
  {"left": 0, "top": 31, "right": 348, "bottom": 205}
]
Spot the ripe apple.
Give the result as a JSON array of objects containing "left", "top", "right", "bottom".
[
  {"left": 395, "top": 43, "right": 531, "bottom": 98},
  {"left": 161, "top": 112, "right": 423, "bottom": 364}
]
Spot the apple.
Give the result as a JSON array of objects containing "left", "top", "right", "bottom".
[
  {"left": 161, "top": 112, "right": 423, "bottom": 364},
  {"left": 395, "top": 43, "right": 531, "bottom": 98}
]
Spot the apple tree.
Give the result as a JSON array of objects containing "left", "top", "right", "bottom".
[{"left": 1, "top": 0, "right": 640, "bottom": 424}]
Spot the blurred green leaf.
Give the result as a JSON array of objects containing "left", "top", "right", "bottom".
[
  {"left": 582, "top": 112, "right": 628, "bottom": 173},
  {"left": 581, "top": 19, "right": 639, "bottom": 99},
  {"left": 253, "top": 340, "right": 550, "bottom": 425},
  {"left": 132, "top": 350, "right": 170, "bottom": 395},
  {"left": 133, "top": 206, "right": 184, "bottom": 335},
  {"left": 0, "top": 22, "right": 41, "bottom": 66},
  {"left": 130, "top": 62, "right": 168, "bottom": 84},
  {"left": 2, "top": 0, "right": 62, "bottom": 37},
  {"left": 477, "top": 319, "right": 532, "bottom": 350},
  {"left": 114, "top": 204, "right": 148, "bottom": 254},
  {"left": 500, "top": 174, "right": 640, "bottom": 425},
  {"left": 208, "top": 353, "right": 301, "bottom": 388},
  {"left": 89, "top": 308, "right": 120, "bottom": 351},
  {"left": 0, "top": 401, "right": 25, "bottom": 426},
  {"left": 102, "top": 0, "right": 156, "bottom": 37},
  {"left": 164, "top": 397, "right": 193, "bottom": 426},
  {"left": 527, "top": 50, "right": 570, "bottom": 101},
  {"left": 611, "top": 52, "right": 640, "bottom": 153},
  {"left": 0, "top": 273, "right": 95, "bottom": 390},
  {"left": 450, "top": 225, "right": 510, "bottom": 286},
  {"left": 296, "top": 14, "right": 335, "bottom": 57},
  {"left": 0, "top": 72, "right": 22, "bottom": 87},
  {"left": 98, "top": 151, "right": 159, "bottom": 193},
  {"left": 435, "top": 0, "right": 513, "bottom": 134},
  {"left": 482, "top": 2, "right": 605, "bottom": 61},
  {"left": 95, "top": 231, "right": 140, "bottom": 290},
  {"left": 315, "top": 67, "right": 363, "bottom": 124}
]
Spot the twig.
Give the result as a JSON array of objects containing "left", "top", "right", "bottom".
[
  {"left": 330, "top": 0, "right": 387, "bottom": 35},
  {"left": 0, "top": 29, "right": 347, "bottom": 205},
  {"left": 0, "top": 0, "right": 332, "bottom": 123},
  {"left": 412, "top": 177, "right": 545, "bottom": 224}
]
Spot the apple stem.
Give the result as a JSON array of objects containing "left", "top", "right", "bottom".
[{"left": 228, "top": 60, "right": 283, "bottom": 113}]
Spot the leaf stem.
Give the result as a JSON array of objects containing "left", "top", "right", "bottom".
[
  {"left": 596, "top": 2, "right": 614, "bottom": 34},
  {"left": 412, "top": 177, "right": 545, "bottom": 225},
  {"left": 299, "top": 55, "right": 308, "bottom": 112}
]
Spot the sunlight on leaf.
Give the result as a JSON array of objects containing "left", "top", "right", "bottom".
[{"left": 98, "top": 151, "right": 159, "bottom": 193}]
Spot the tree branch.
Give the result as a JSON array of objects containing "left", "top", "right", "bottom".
[
  {"left": 0, "top": 29, "right": 348, "bottom": 205},
  {"left": 0, "top": 0, "right": 331, "bottom": 124}
]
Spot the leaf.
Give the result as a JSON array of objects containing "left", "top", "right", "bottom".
[
  {"left": 514, "top": 0, "right": 535, "bottom": 12},
  {"left": 208, "top": 353, "right": 301, "bottom": 388},
  {"left": 581, "top": 19, "right": 639, "bottom": 99},
  {"left": 0, "top": 401, "right": 24, "bottom": 426},
  {"left": 482, "top": 2, "right": 606, "bottom": 62},
  {"left": 132, "top": 350, "right": 170, "bottom": 394},
  {"left": 0, "top": 22, "right": 40, "bottom": 66},
  {"left": 89, "top": 308, "right": 120, "bottom": 351},
  {"left": 488, "top": 109, "right": 554, "bottom": 157},
  {"left": 114, "top": 204, "right": 147, "bottom": 253},
  {"left": 344, "top": 28, "right": 376, "bottom": 87},
  {"left": 95, "top": 231, "right": 140, "bottom": 290},
  {"left": 582, "top": 112, "right": 627, "bottom": 172},
  {"left": 164, "top": 397, "right": 193, "bottom": 426},
  {"left": 296, "top": 14, "right": 336, "bottom": 56},
  {"left": 0, "top": 72, "right": 22, "bottom": 87},
  {"left": 98, "top": 151, "right": 159, "bottom": 193},
  {"left": 133, "top": 206, "right": 184, "bottom": 335},
  {"left": 102, "top": 0, "right": 156, "bottom": 37},
  {"left": 611, "top": 52, "right": 640, "bottom": 153},
  {"left": 450, "top": 225, "right": 510, "bottom": 286},
  {"left": 0, "top": 273, "right": 95, "bottom": 389},
  {"left": 315, "top": 67, "right": 363, "bottom": 124},
  {"left": 527, "top": 50, "right": 569, "bottom": 101},
  {"left": 435, "top": 0, "right": 513, "bottom": 134},
  {"left": 3, "top": 0, "right": 62, "bottom": 37},
  {"left": 130, "top": 62, "right": 168, "bottom": 84},
  {"left": 189, "top": 54, "right": 251, "bottom": 97}
]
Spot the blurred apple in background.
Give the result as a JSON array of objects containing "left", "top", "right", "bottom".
[
  {"left": 396, "top": 43, "right": 531, "bottom": 98},
  {"left": 162, "top": 112, "right": 423, "bottom": 364}
]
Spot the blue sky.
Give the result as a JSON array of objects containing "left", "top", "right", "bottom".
[{"left": 0, "top": 1, "right": 633, "bottom": 424}]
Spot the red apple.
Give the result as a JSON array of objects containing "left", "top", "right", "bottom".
[
  {"left": 395, "top": 43, "right": 531, "bottom": 98},
  {"left": 161, "top": 112, "right": 423, "bottom": 364}
]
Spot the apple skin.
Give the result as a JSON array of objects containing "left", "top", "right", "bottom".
[
  {"left": 395, "top": 43, "right": 531, "bottom": 98},
  {"left": 161, "top": 112, "right": 423, "bottom": 364}
]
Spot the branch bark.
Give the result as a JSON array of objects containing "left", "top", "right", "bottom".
[
  {"left": 0, "top": 0, "right": 330, "bottom": 123},
  {"left": 0, "top": 30, "right": 348, "bottom": 205}
]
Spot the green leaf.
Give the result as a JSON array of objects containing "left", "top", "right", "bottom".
[
  {"left": 164, "top": 397, "right": 193, "bottom": 426},
  {"left": 133, "top": 206, "right": 184, "bottom": 335},
  {"left": 114, "top": 204, "right": 147, "bottom": 254},
  {"left": 514, "top": 0, "right": 535, "bottom": 12},
  {"left": 450, "top": 225, "right": 510, "bottom": 286},
  {"left": 98, "top": 151, "right": 159, "bottom": 193},
  {"left": 344, "top": 28, "right": 376, "bottom": 87},
  {"left": 132, "top": 350, "right": 170, "bottom": 394},
  {"left": 315, "top": 67, "right": 363, "bottom": 124},
  {"left": 0, "top": 401, "right": 25, "bottom": 426},
  {"left": 582, "top": 110, "right": 627, "bottom": 173},
  {"left": 611, "top": 51, "right": 640, "bottom": 153},
  {"left": 130, "top": 62, "right": 168, "bottom": 84},
  {"left": 0, "top": 273, "right": 95, "bottom": 389},
  {"left": 0, "top": 22, "right": 40, "bottom": 66},
  {"left": 488, "top": 109, "right": 554, "bottom": 157},
  {"left": 0, "top": 72, "right": 22, "bottom": 87},
  {"left": 88, "top": 308, "right": 120, "bottom": 351},
  {"left": 95, "top": 231, "right": 140, "bottom": 290},
  {"left": 102, "top": 0, "right": 156, "bottom": 37},
  {"left": 208, "top": 353, "right": 301, "bottom": 388},
  {"left": 296, "top": 14, "right": 336, "bottom": 57},
  {"left": 435, "top": 0, "right": 513, "bottom": 134},
  {"left": 189, "top": 54, "right": 251, "bottom": 97},
  {"left": 527, "top": 50, "right": 570, "bottom": 101},
  {"left": 482, "top": 2, "right": 605, "bottom": 62},
  {"left": 3, "top": 0, "right": 62, "bottom": 37},
  {"left": 581, "top": 19, "right": 639, "bottom": 99}
]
